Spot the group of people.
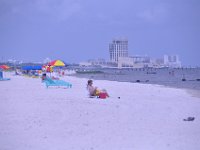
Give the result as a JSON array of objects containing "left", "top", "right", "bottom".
[{"left": 87, "top": 79, "right": 109, "bottom": 99}]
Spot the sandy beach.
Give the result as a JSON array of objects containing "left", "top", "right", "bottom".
[{"left": 0, "top": 74, "right": 200, "bottom": 150}]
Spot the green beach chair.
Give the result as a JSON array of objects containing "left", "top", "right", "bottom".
[{"left": 44, "top": 77, "right": 72, "bottom": 88}]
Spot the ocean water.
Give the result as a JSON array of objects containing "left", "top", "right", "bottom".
[{"left": 73, "top": 67, "right": 200, "bottom": 90}]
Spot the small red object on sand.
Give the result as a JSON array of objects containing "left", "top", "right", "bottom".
[{"left": 99, "top": 93, "right": 107, "bottom": 99}]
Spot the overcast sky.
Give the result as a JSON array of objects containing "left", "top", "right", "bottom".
[{"left": 0, "top": 0, "right": 200, "bottom": 66}]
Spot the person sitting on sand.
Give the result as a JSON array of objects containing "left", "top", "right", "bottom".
[{"left": 87, "top": 79, "right": 109, "bottom": 98}]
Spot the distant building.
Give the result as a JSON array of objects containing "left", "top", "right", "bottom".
[
  {"left": 109, "top": 38, "right": 128, "bottom": 63},
  {"left": 117, "top": 56, "right": 152, "bottom": 68},
  {"left": 99, "top": 38, "right": 182, "bottom": 68},
  {"left": 132, "top": 56, "right": 151, "bottom": 64},
  {"left": 79, "top": 61, "right": 92, "bottom": 67},
  {"left": 164, "top": 55, "right": 181, "bottom": 68},
  {"left": 88, "top": 59, "right": 106, "bottom": 66},
  {"left": 79, "top": 58, "right": 108, "bottom": 67},
  {"left": 118, "top": 57, "right": 134, "bottom": 68}
]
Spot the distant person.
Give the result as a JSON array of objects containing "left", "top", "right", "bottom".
[
  {"left": 87, "top": 79, "right": 109, "bottom": 98},
  {"left": 15, "top": 69, "right": 20, "bottom": 75},
  {"left": 41, "top": 73, "right": 47, "bottom": 81},
  {"left": 62, "top": 71, "right": 65, "bottom": 76}
]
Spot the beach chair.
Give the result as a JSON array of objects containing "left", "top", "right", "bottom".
[
  {"left": 0, "top": 77, "right": 10, "bottom": 81},
  {"left": 0, "top": 71, "right": 10, "bottom": 81},
  {"left": 44, "top": 77, "right": 72, "bottom": 88}
]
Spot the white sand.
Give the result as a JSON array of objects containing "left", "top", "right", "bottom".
[{"left": 0, "top": 74, "right": 200, "bottom": 150}]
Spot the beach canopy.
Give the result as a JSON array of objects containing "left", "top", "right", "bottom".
[
  {"left": 48, "top": 60, "right": 65, "bottom": 67},
  {"left": 0, "top": 65, "right": 10, "bottom": 70},
  {"left": 21, "top": 66, "right": 42, "bottom": 70}
]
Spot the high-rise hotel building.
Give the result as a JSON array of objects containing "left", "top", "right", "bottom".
[{"left": 109, "top": 38, "right": 128, "bottom": 63}]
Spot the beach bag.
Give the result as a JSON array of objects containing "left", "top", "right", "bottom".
[{"left": 99, "top": 92, "right": 107, "bottom": 99}]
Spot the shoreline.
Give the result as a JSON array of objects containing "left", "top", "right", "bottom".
[
  {"left": 71, "top": 73, "right": 200, "bottom": 91},
  {"left": 70, "top": 67, "right": 200, "bottom": 91},
  {"left": 72, "top": 74, "right": 200, "bottom": 99}
]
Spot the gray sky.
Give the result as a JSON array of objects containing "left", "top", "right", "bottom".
[{"left": 0, "top": 0, "right": 200, "bottom": 66}]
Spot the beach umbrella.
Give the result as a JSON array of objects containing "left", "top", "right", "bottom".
[
  {"left": 0, "top": 65, "right": 10, "bottom": 70},
  {"left": 48, "top": 60, "right": 65, "bottom": 67}
]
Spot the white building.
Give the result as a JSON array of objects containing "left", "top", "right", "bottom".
[
  {"left": 109, "top": 38, "right": 128, "bottom": 63},
  {"left": 118, "top": 56, "right": 152, "bottom": 68},
  {"left": 118, "top": 57, "right": 134, "bottom": 68},
  {"left": 79, "top": 59, "right": 107, "bottom": 67},
  {"left": 164, "top": 55, "right": 181, "bottom": 68}
]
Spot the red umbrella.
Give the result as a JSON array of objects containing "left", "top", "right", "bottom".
[{"left": 0, "top": 65, "right": 10, "bottom": 70}]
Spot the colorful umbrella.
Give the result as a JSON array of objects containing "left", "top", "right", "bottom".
[
  {"left": 48, "top": 60, "right": 65, "bottom": 67},
  {"left": 0, "top": 65, "right": 10, "bottom": 70}
]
